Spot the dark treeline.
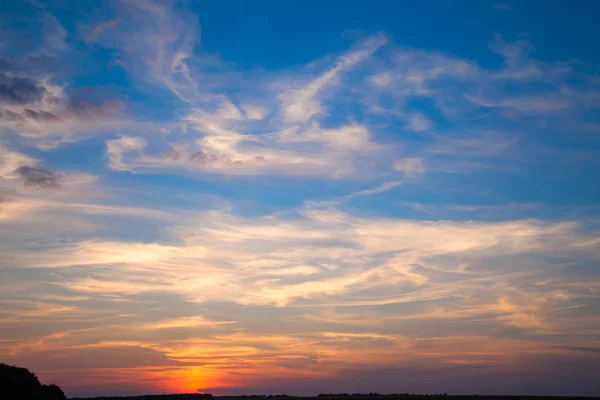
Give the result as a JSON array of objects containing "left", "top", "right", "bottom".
[
  {"left": 228, "top": 395, "right": 447, "bottom": 399},
  {"left": 218, "top": 396, "right": 596, "bottom": 400},
  {"left": 317, "top": 394, "right": 448, "bottom": 397},
  {"left": 0, "top": 363, "right": 66, "bottom": 400},
  {"left": 221, "top": 396, "right": 292, "bottom": 398},
  {"left": 72, "top": 395, "right": 213, "bottom": 400}
]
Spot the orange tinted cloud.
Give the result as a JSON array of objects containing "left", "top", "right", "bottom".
[{"left": 85, "top": 18, "right": 122, "bottom": 42}]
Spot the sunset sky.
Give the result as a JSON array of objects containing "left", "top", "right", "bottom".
[{"left": 1, "top": 0, "right": 600, "bottom": 397}]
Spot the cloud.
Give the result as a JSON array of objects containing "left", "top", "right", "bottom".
[
  {"left": 369, "top": 49, "right": 480, "bottom": 98},
  {"left": 394, "top": 158, "right": 425, "bottom": 175},
  {"left": 277, "top": 122, "right": 380, "bottom": 152},
  {"left": 0, "top": 72, "right": 46, "bottom": 105},
  {"left": 2, "top": 185, "right": 599, "bottom": 395},
  {"left": 489, "top": 34, "right": 573, "bottom": 82},
  {"left": 142, "top": 316, "right": 235, "bottom": 330},
  {"left": 489, "top": 34, "right": 533, "bottom": 63},
  {"left": 86, "top": 0, "right": 200, "bottom": 102},
  {"left": 352, "top": 181, "right": 403, "bottom": 197},
  {"left": 7, "top": 205, "right": 594, "bottom": 311},
  {"left": 241, "top": 104, "right": 267, "bottom": 120},
  {"left": 40, "top": 14, "right": 68, "bottom": 50},
  {"left": 493, "top": 3, "right": 512, "bottom": 11},
  {"left": 407, "top": 113, "right": 433, "bottom": 132},
  {"left": 465, "top": 93, "right": 570, "bottom": 113},
  {"left": 427, "top": 131, "right": 516, "bottom": 157},
  {"left": 106, "top": 136, "right": 148, "bottom": 172},
  {"left": 306, "top": 181, "right": 403, "bottom": 208},
  {"left": 365, "top": 34, "right": 581, "bottom": 126},
  {"left": 3, "top": 202, "right": 599, "bottom": 396},
  {"left": 0, "top": 146, "right": 100, "bottom": 226},
  {"left": 93, "top": 30, "right": 394, "bottom": 179},
  {"left": 106, "top": 102, "right": 389, "bottom": 178},
  {"left": 279, "top": 35, "right": 386, "bottom": 123},
  {"left": 2, "top": 3, "right": 600, "bottom": 396},
  {"left": 85, "top": 18, "right": 122, "bottom": 43},
  {"left": 0, "top": 145, "right": 38, "bottom": 178},
  {"left": 0, "top": 74, "right": 125, "bottom": 148},
  {"left": 23, "top": 240, "right": 204, "bottom": 269},
  {"left": 14, "top": 166, "right": 62, "bottom": 189},
  {"left": 74, "top": 9, "right": 594, "bottom": 181}
]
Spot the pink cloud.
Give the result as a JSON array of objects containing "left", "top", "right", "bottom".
[{"left": 85, "top": 18, "right": 122, "bottom": 43}]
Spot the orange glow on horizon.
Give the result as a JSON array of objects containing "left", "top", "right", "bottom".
[{"left": 155, "top": 366, "right": 226, "bottom": 394}]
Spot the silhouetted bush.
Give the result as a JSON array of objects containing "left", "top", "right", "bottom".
[
  {"left": 0, "top": 363, "right": 66, "bottom": 400},
  {"left": 42, "top": 383, "right": 67, "bottom": 400}
]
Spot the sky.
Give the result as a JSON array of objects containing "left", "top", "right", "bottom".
[{"left": 1, "top": 0, "right": 599, "bottom": 397}]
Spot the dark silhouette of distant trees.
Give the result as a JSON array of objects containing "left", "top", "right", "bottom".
[
  {"left": 71, "top": 395, "right": 213, "bottom": 400},
  {"left": 42, "top": 383, "right": 67, "bottom": 400},
  {"left": 0, "top": 363, "right": 66, "bottom": 400},
  {"left": 317, "top": 395, "right": 449, "bottom": 398}
]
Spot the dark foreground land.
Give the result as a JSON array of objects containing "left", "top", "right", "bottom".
[
  {"left": 2, "top": 365, "right": 597, "bottom": 400},
  {"left": 69, "top": 395, "right": 600, "bottom": 400}
]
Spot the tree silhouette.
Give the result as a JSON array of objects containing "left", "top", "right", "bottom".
[
  {"left": 42, "top": 383, "right": 67, "bottom": 400},
  {"left": 0, "top": 363, "right": 66, "bottom": 400}
]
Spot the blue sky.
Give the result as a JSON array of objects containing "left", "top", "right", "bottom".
[{"left": 1, "top": 0, "right": 599, "bottom": 397}]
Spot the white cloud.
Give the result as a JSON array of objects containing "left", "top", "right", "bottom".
[
  {"left": 106, "top": 136, "right": 148, "bottom": 172},
  {"left": 277, "top": 122, "right": 379, "bottom": 151},
  {"left": 90, "top": 0, "right": 200, "bottom": 102},
  {"left": 394, "top": 158, "right": 425, "bottom": 175},
  {"left": 465, "top": 93, "right": 570, "bottom": 113},
  {"left": 106, "top": 98, "right": 388, "bottom": 178},
  {"left": 0, "top": 145, "right": 38, "bottom": 178},
  {"left": 489, "top": 34, "right": 573, "bottom": 82},
  {"left": 369, "top": 49, "right": 480, "bottom": 97},
  {"left": 305, "top": 180, "right": 403, "bottom": 208},
  {"left": 81, "top": 18, "right": 593, "bottom": 182},
  {"left": 407, "top": 113, "right": 433, "bottom": 132},
  {"left": 279, "top": 35, "right": 387, "bottom": 123},
  {"left": 427, "top": 131, "right": 516, "bottom": 157},
  {"left": 369, "top": 72, "right": 392, "bottom": 87},
  {"left": 241, "top": 104, "right": 268, "bottom": 120},
  {"left": 4, "top": 205, "right": 594, "bottom": 317}
]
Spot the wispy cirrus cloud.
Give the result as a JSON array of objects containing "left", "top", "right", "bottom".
[
  {"left": 465, "top": 93, "right": 570, "bottom": 113},
  {"left": 5, "top": 202, "right": 596, "bottom": 310},
  {"left": 2, "top": 192, "right": 599, "bottom": 394},
  {"left": 305, "top": 180, "right": 403, "bottom": 208},
  {"left": 0, "top": 145, "right": 38, "bottom": 177},
  {"left": 7, "top": 0, "right": 584, "bottom": 180},
  {"left": 493, "top": 3, "right": 512, "bottom": 11},
  {"left": 106, "top": 136, "right": 148, "bottom": 172},
  {"left": 393, "top": 158, "right": 425, "bottom": 175},
  {"left": 85, "top": 18, "right": 122, "bottom": 43},
  {"left": 279, "top": 35, "right": 386, "bottom": 123},
  {"left": 104, "top": 37, "right": 394, "bottom": 178},
  {"left": 86, "top": 0, "right": 200, "bottom": 102}
]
